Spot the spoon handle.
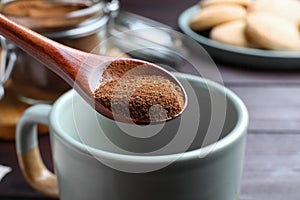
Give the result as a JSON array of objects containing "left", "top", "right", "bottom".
[{"left": 0, "top": 13, "right": 90, "bottom": 85}]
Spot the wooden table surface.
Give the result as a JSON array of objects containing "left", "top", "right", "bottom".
[{"left": 1, "top": 0, "right": 300, "bottom": 199}]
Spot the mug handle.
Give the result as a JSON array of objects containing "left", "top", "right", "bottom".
[{"left": 16, "top": 104, "right": 59, "bottom": 198}]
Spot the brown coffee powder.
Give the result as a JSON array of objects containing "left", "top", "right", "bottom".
[
  {"left": 93, "top": 60, "right": 185, "bottom": 123},
  {"left": 1, "top": 0, "right": 94, "bottom": 29},
  {"left": 2, "top": 1, "right": 87, "bottom": 18}
]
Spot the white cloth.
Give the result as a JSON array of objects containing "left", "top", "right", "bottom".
[{"left": 0, "top": 164, "right": 12, "bottom": 181}]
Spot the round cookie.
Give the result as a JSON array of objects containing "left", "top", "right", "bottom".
[
  {"left": 190, "top": 4, "right": 247, "bottom": 31},
  {"left": 246, "top": 13, "right": 300, "bottom": 51},
  {"left": 200, "top": 0, "right": 251, "bottom": 8},
  {"left": 209, "top": 20, "right": 249, "bottom": 47},
  {"left": 248, "top": 0, "right": 300, "bottom": 24}
]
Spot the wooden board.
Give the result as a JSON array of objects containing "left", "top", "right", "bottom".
[{"left": 0, "top": 82, "right": 48, "bottom": 140}]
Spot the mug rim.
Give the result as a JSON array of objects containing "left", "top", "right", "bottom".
[{"left": 50, "top": 73, "right": 249, "bottom": 164}]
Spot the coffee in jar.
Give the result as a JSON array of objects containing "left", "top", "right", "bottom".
[{"left": 0, "top": 0, "right": 112, "bottom": 103}]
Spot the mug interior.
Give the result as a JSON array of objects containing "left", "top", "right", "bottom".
[{"left": 51, "top": 73, "right": 247, "bottom": 159}]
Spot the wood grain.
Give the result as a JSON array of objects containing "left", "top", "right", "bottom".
[
  {"left": 0, "top": 136, "right": 53, "bottom": 199},
  {"left": 0, "top": 82, "right": 48, "bottom": 140},
  {"left": 230, "top": 86, "right": 300, "bottom": 132},
  {"left": 18, "top": 147, "right": 58, "bottom": 198},
  {"left": 241, "top": 134, "right": 300, "bottom": 200}
]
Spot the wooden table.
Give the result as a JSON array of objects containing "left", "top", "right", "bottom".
[{"left": 1, "top": 0, "right": 300, "bottom": 199}]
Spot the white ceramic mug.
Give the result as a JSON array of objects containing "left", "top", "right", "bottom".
[{"left": 16, "top": 73, "right": 248, "bottom": 200}]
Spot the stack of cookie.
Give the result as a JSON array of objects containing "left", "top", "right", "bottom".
[{"left": 189, "top": 0, "right": 300, "bottom": 51}]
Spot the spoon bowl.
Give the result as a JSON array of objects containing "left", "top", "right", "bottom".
[{"left": 0, "top": 13, "right": 187, "bottom": 124}]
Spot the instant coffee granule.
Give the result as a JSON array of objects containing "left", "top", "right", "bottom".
[
  {"left": 1, "top": 0, "right": 94, "bottom": 29},
  {"left": 93, "top": 60, "right": 185, "bottom": 123},
  {"left": 2, "top": 1, "right": 87, "bottom": 18}
]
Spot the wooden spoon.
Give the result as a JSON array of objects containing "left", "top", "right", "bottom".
[{"left": 0, "top": 13, "right": 187, "bottom": 124}]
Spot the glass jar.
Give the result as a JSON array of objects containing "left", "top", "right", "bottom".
[{"left": 0, "top": 0, "right": 119, "bottom": 104}]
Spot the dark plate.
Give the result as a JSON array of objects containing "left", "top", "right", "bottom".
[{"left": 178, "top": 5, "right": 300, "bottom": 69}]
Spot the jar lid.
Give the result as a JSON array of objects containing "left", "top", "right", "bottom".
[{"left": 0, "top": 0, "right": 109, "bottom": 38}]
